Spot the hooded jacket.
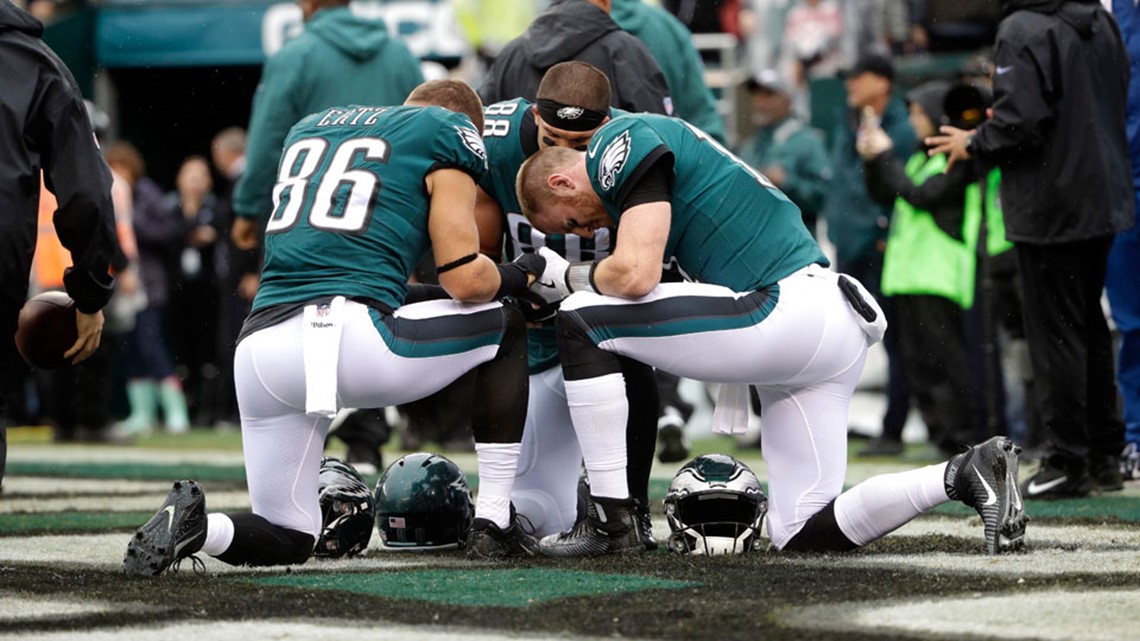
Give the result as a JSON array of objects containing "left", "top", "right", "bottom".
[
  {"left": 0, "top": 0, "right": 116, "bottom": 313},
  {"left": 478, "top": 0, "right": 673, "bottom": 116},
  {"left": 232, "top": 6, "right": 423, "bottom": 220},
  {"left": 971, "top": 0, "right": 1134, "bottom": 243},
  {"left": 611, "top": 0, "right": 725, "bottom": 141}
]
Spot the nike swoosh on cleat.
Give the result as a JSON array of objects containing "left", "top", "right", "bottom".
[
  {"left": 163, "top": 505, "right": 176, "bottom": 531},
  {"left": 174, "top": 531, "right": 204, "bottom": 556},
  {"left": 974, "top": 466, "right": 997, "bottom": 506},
  {"left": 536, "top": 280, "right": 556, "bottom": 289},
  {"left": 996, "top": 65, "right": 1014, "bottom": 75},
  {"left": 1026, "top": 475, "right": 1069, "bottom": 495}
]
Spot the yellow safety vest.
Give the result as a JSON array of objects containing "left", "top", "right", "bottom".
[
  {"left": 976, "top": 168, "right": 1013, "bottom": 256},
  {"left": 881, "top": 153, "right": 981, "bottom": 309}
]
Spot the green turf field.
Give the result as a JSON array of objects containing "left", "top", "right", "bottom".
[{"left": 2, "top": 426, "right": 1139, "bottom": 641}]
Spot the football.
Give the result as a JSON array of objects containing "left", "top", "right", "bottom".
[{"left": 15, "top": 291, "right": 79, "bottom": 370}]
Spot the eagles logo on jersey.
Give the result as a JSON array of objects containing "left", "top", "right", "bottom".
[
  {"left": 597, "top": 130, "right": 631, "bottom": 191},
  {"left": 455, "top": 125, "right": 488, "bottom": 168},
  {"left": 557, "top": 106, "right": 584, "bottom": 120}
]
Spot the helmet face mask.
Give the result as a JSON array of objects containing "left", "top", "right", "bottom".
[
  {"left": 664, "top": 454, "right": 768, "bottom": 555},
  {"left": 373, "top": 452, "right": 473, "bottom": 551},
  {"left": 315, "top": 457, "right": 376, "bottom": 558}
]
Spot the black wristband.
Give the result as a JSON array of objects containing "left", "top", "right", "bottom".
[{"left": 494, "top": 263, "right": 529, "bottom": 300}]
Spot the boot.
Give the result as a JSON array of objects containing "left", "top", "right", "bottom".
[
  {"left": 119, "top": 380, "right": 158, "bottom": 436},
  {"left": 159, "top": 377, "right": 190, "bottom": 434}
]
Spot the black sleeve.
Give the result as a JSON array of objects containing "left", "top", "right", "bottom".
[
  {"left": 30, "top": 53, "right": 116, "bottom": 314},
  {"left": 615, "top": 147, "right": 674, "bottom": 211}
]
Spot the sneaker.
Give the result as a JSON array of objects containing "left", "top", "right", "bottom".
[
  {"left": 123, "top": 480, "right": 207, "bottom": 576},
  {"left": 944, "top": 436, "right": 1027, "bottom": 555},
  {"left": 633, "top": 498, "right": 658, "bottom": 552},
  {"left": 1120, "top": 442, "right": 1140, "bottom": 481},
  {"left": 1090, "top": 454, "right": 1124, "bottom": 492},
  {"left": 857, "top": 437, "right": 904, "bottom": 457},
  {"left": 657, "top": 408, "right": 691, "bottom": 464},
  {"left": 466, "top": 507, "right": 538, "bottom": 560},
  {"left": 538, "top": 495, "right": 646, "bottom": 558},
  {"left": 1020, "top": 461, "right": 1093, "bottom": 500}
]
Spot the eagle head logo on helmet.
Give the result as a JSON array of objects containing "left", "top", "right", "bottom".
[
  {"left": 373, "top": 452, "right": 473, "bottom": 550},
  {"left": 314, "top": 457, "right": 376, "bottom": 558},
  {"left": 664, "top": 453, "right": 768, "bottom": 555}
]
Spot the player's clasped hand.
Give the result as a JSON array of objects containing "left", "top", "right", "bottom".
[{"left": 531, "top": 247, "right": 572, "bottom": 304}]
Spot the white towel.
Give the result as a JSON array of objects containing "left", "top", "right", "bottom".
[
  {"left": 711, "top": 383, "right": 752, "bottom": 436},
  {"left": 303, "top": 296, "right": 346, "bottom": 418}
]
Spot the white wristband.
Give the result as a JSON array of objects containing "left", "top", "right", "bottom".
[{"left": 565, "top": 261, "right": 598, "bottom": 294}]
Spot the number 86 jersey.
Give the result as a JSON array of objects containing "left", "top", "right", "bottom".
[{"left": 254, "top": 105, "right": 488, "bottom": 312}]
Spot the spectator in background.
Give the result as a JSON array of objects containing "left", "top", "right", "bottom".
[
  {"left": 928, "top": 0, "right": 1133, "bottom": 498},
  {"left": 106, "top": 142, "right": 190, "bottom": 436},
  {"left": 230, "top": 0, "right": 422, "bottom": 248},
  {"left": 229, "top": 0, "right": 424, "bottom": 470},
  {"left": 858, "top": 80, "right": 978, "bottom": 458},
  {"left": 745, "top": 0, "right": 796, "bottom": 73},
  {"left": 735, "top": 68, "right": 831, "bottom": 237},
  {"left": 1109, "top": 0, "right": 1140, "bottom": 482},
  {"left": 611, "top": 0, "right": 727, "bottom": 143},
  {"left": 478, "top": 0, "right": 674, "bottom": 117},
  {"left": 210, "top": 126, "right": 252, "bottom": 428},
  {"left": 662, "top": 0, "right": 745, "bottom": 38},
  {"left": 840, "top": 0, "right": 913, "bottom": 60},
  {"left": 824, "top": 52, "right": 915, "bottom": 457},
  {"left": 781, "top": 0, "right": 844, "bottom": 89},
  {"left": 1, "top": 0, "right": 116, "bottom": 488},
  {"left": 168, "top": 156, "right": 224, "bottom": 429}
]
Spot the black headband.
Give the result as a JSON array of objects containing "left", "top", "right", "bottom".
[{"left": 535, "top": 98, "right": 607, "bottom": 132}]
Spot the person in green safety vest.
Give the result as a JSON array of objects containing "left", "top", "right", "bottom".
[{"left": 856, "top": 80, "right": 981, "bottom": 459}]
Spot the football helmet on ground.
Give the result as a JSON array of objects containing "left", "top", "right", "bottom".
[
  {"left": 315, "top": 457, "right": 376, "bottom": 558},
  {"left": 374, "top": 452, "right": 473, "bottom": 550},
  {"left": 664, "top": 454, "right": 767, "bottom": 555}
]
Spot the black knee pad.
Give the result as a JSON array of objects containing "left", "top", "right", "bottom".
[
  {"left": 780, "top": 499, "right": 858, "bottom": 553},
  {"left": 556, "top": 311, "right": 621, "bottom": 381},
  {"left": 216, "top": 512, "right": 316, "bottom": 567}
]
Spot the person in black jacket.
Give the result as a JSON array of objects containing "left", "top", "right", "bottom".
[
  {"left": 0, "top": 0, "right": 117, "bottom": 489},
  {"left": 928, "top": 0, "right": 1135, "bottom": 498},
  {"left": 479, "top": 0, "right": 674, "bottom": 117}
]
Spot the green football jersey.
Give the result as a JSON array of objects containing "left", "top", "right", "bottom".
[
  {"left": 585, "top": 114, "right": 828, "bottom": 292},
  {"left": 254, "top": 105, "right": 488, "bottom": 312},
  {"left": 481, "top": 98, "right": 621, "bottom": 372}
]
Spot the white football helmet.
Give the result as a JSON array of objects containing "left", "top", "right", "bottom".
[{"left": 664, "top": 454, "right": 767, "bottom": 555}]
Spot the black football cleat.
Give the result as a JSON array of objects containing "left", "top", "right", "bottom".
[
  {"left": 123, "top": 480, "right": 207, "bottom": 576},
  {"left": 538, "top": 496, "right": 646, "bottom": 558},
  {"left": 945, "top": 437, "right": 1028, "bottom": 555},
  {"left": 633, "top": 498, "right": 658, "bottom": 552},
  {"left": 466, "top": 507, "right": 538, "bottom": 559}
]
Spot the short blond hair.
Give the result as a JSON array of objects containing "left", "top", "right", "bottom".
[
  {"left": 516, "top": 146, "right": 579, "bottom": 222},
  {"left": 405, "top": 79, "right": 485, "bottom": 133}
]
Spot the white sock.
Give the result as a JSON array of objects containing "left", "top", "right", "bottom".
[
  {"left": 565, "top": 373, "right": 629, "bottom": 499},
  {"left": 834, "top": 462, "right": 950, "bottom": 546},
  {"left": 474, "top": 442, "right": 522, "bottom": 529},
  {"left": 201, "top": 512, "right": 235, "bottom": 557}
]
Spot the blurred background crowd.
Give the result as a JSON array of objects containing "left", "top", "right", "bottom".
[{"left": 6, "top": 0, "right": 1138, "bottom": 490}]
